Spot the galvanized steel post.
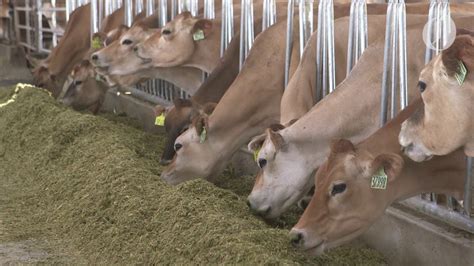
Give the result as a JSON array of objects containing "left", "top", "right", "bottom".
[
  {"left": 91, "top": 0, "right": 100, "bottom": 43},
  {"left": 239, "top": 0, "right": 254, "bottom": 70},
  {"left": 315, "top": 0, "right": 335, "bottom": 100},
  {"left": 36, "top": 0, "right": 43, "bottom": 52},
  {"left": 124, "top": 0, "right": 133, "bottom": 26},
  {"left": 159, "top": 0, "right": 168, "bottom": 27},
  {"left": 284, "top": 0, "right": 294, "bottom": 87},
  {"left": 262, "top": 0, "right": 276, "bottom": 31},
  {"left": 379, "top": 0, "right": 407, "bottom": 126},
  {"left": 298, "top": 0, "right": 313, "bottom": 58},
  {"left": 135, "top": 0, "right": 144, "bottom": 15},
  {"left": 146, "top": 0, "right": 155, "bottom": 16},
  {"left": 204, "top": 0, "right": 215, "bottom": 19},
  {"left": 220, "top": 0, "right": 234, "bottom": 57},
  {"left": 346, "top": 0, "right": 368, "bottom": 75}
]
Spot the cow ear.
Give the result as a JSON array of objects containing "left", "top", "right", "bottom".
[
  {"left": 248, "top": 133, "right": 266, "bottom": 153},
  {"left": 174, "top": 98, "right": 192, "bottom": 110},
  {"left": 192, "top": 114, "right": 209, "bottom": 138},
  {"left": 200, "top": 102, "right": 217, "bottom": 115},
  {"left": 266, "top": 128, "right": 286, "bottom": 152},
  {"left": 330, "top": 139, "right": 356, "bottom": 156},
  {"left": 370, "top": 153, "right": 404, "bottom": 183},
  {"left": 441, "top": 35, "right": 474, "bottom": 80},
  {"left": 192, "top": 19, "right": 213, "bottom": 39}
]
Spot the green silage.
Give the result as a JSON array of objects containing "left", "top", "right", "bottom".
[{"left": 0, "top": 85, "right": 386, "bottom": 264}]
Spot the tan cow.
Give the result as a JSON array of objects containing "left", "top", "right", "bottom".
[
  {"left": 159, "top": 3, "right": 378, "bottom": 185},
  {"left": 289, "top": 99, "right": 467, "bottom": 256},
  {"left": 246, "top": 17, "right": 445, "bottom": 219},
  {"left": 399, "top": 32, "right": 474, "bottom": 161}
]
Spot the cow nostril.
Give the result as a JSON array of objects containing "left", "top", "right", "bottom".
[
  {"left": 174, "top": 143, "right": 183, "bottom": 152},
  {"left": 290, "top": 232, "right": 303, "bottom": 247},
  {"left": 402, "top": 143, "right": 413, "bottom": 153},
  {"left": 258, "top": 158, "right": 267, "bottom": 168},
  {"left": 91, "top": 54, "right": 98, "bottom": 61}
]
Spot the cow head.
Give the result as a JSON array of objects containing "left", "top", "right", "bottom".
[
  {"left": 246, "top": 120, "right": 313, "bottom": 219},
  {"left": 60, "top": 60, "right": 108, "bottom": 114},
  {"left": 91, "top": 24, "right": 156, "bottom": 76},
  {"left": 399, "top": 32, "right": 474, "bottom": 161},
  {"left": 159, "top": 99, "right": 217, "bottom": 166},
  {"left": 32, "top": 64, "right": 61, "bottom": 98},
  {"left": 134, "top": 12, "right": 213, "bottom": 68},
  {"left": 290, "top": 139, "right": 403, "bottom": 255},
  {"left": 161, "top": 112, "right": 224, "bottom": 185}
]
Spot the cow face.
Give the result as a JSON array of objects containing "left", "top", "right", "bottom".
[
  {"left": 290, "top": 139, "right": 403, "bottom": 256},
  {"left": 32, "top": 65, "right": 61, "bottom": 98},
  {"left": 159, "top": 99, "right": 216, "bottom": 166},
  {"left": 61, "top": 60, "right": 107, "bottom": 114},
  {"left": 134, "top": 12, "right": 213, "bottom": 68},
  {"left": 161, "top": 113, "right": 224, "bottom": 185},
  {"left": 399, "top": 33, "right": 474, "bottom": 160},
  {"left": 246, "top": 124, "right": 314, "bottom": 219},
  {"left": 91, "top": 25, "right": 155, "bottom": 76}
]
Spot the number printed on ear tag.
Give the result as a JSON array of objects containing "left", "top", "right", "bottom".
[{"left": 371, "top": 168, "right": 388, "bottom": 190}]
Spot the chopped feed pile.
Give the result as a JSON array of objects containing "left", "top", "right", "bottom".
[{"left": 0, "top": 85, "right": 386, "bottom": 264}]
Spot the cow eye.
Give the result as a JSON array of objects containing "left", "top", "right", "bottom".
[
  {"left": 331, "top": 183, "right": 346, "bottom": 196},
  {"left": 162, "top": 29, "right": 172, "bottom": 35},
  {"left": 122, "top": 39, "right": 133, "bottom": 45},
  {"left": 418, "top": 81, "right": 426, "bottom": 93},
  {"left": 74, "top": 80, "right": 83, "bottom": 86}
]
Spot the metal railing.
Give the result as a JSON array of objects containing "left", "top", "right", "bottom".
[{"left": 379, "top": 0, "right": 474, "bottom": 234}]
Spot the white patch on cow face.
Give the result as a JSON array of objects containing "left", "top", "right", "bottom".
[
  {"left": 399, "top": 121, "right": 434, "bottom": 162},
  {"left": 248, "top": 134, "right": 314, "bottom": 218},
  {"left": 161, "top": 126, "right": 220, "bottom": 185}
]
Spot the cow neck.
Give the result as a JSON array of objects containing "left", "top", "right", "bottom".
[
  {"left": 146, "top": 66, "right": 202, "bottom": 91},
  {"left": 186, "top": 20, "right": 222, "bottom": 73},
  {"left": 359, "top": 99, "right": 466, "bottom": 206}
]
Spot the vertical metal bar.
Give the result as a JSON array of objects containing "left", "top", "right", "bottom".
[
  {"left": 379, "top": 1, "right": 394, "bottom": 126},
  {"left": 91, "top": 0, "right": 99, "bottom": 44},
  {"left": 284, "top": 0, "right": 294, "bottom": 87},
  {"left": 159, "top": 0, "right": 168, "bottom": 27},
  {"left": 327, "top": 0, "right": 335, "bottom": 93},
  {"left": 399, "top": 1, "right": 407, "bottom": 109},
  {"left": 239, "top": 0, "right": 254, "bottom": 70},
  {"left": 35, "top": 0, "right": 42, "bottom": 52},
  {"left": 98, "top": 0, "right": 104, "bottom": 27},
  {"left": 146, "top": 0, "right": 155, "bottom": 16},
  {"left": 124, "top": 0, "right": 133, "bottom": 26},
  {"left": 315, "top": 0, "right": 323, "bottom": 100},
  {"left": 204, "top": 0, "right": 215, "bottom": 19},
  {"left": 51, "top": 0, "right": 58, "bottom": 47},
  {"left": 299, "top": 0, "right": 314, "bottom": 59},
  {"left": 346, "top": 0, "right": 356, "bottom": 75},
  {"left": 171, "top": 0, "right": 178, "bottom": 19},
  {"left": 135, "top": 0, "right": 144, "bottom": 15},
  {"left": 464, "top": 157, "right": 473, "bottom": 216},
  {"left": 389, "top": 2, "right": 399, "bottom": 118}
]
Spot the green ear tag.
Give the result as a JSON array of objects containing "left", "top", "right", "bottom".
[
  {"left": 455, "top": 60, "right": 468, "bottom": 86},
  {"left": 253, "top": 148, "right": 261, "bottom": 162},
  {"left": 155, "top": 113, "right": 165, "bottom": 126},
  {"left": 92, "top": 37, "right": 103, "bottom": 49},
  {"left": 199, "top": 128, "right": 207, "bottom": 143},
  {"left": 370, "top": 168, "right": 388, "bottom": 190},
  {"left": 193, "top": 29, "right": 205, "bottom": 41}
]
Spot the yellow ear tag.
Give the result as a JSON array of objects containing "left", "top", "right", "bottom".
[
  {"left": 92, "top": 37, "right": 103, "bottom": 49},
  {"left": 253, "top": 148, "right": 261, "bottom": 162},
  {"left": 371, "top": 168, "right": 388, "bottom": 190},
  {"left": 199, "top": 128, "right": 207, "bottom": 143},
  {"left": 455, "top": 60, "right": 468, "bottom": 86},
  {"left": 155, "top": 113, "right": 165, "bottom": 126},
  {"left": 193, "top": 29, "right": 205, "bottom": 41}
]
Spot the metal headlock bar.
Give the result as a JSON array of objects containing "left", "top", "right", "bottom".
[
  {"left": 377, "top": 0, "right": 474, "bottom": 233},
  {"left": 124, "top": 0, "right": 132, "bottom": 26},
  {"left": 262, "top": 0, "right": 276, "bottom": 31},
  {"left": 379, "top": 0, "right": 407, "bottom": 126},
  {"left": 146, "top": 0, "right": 154, "bottom": 16},
  {"left": 239, "top": 0, "right": 254, "bottom": 70},
  {"left": 284, "top": 0, "right": 317, "bottom": 87},
  {"left": 158, "top": 0, "right": 167, "bottom": 27},
  {"left": 90, "top": 0, "right": 99, "bottom": 43},
  {"left": 315, "top": 0, "right": 335, "bottom": 100},
  {"left": 346, "top": 0, "right": 368, "bottom": 76},
  {"left": 220, "top": 0, "right": 234, "bottom": 56},
  {"left": 204, "top": 0, "right": 215, "bottom": 19}
]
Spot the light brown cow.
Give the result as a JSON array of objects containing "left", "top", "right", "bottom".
[
  {"left": 289, "top": 99, "right": 467, "bottom": 256},
  {"left": 246, "top": 15, "right": 474, "bottom": 219},
  {"left": 399, "top": 32, "right": 474, "bottom": 161}
]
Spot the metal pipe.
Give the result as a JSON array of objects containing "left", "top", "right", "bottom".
[
  {"left": 159, "top": 0, "right": 168, "bottom": 27},
  {"left": 402, "top": 198, "right": 474, "bottom": 234},
  {"left": 36, "top": 0, "right": 42, "bottom": 52},
  {"left": 124, "top": 0, "right": 133, "bottom": 26},
  {"left": 262, "top": 0, "right": 276, "bottom": 31},
  {"left": 379, "top": 1, "right": 394, "bottom": 126},
  {"left": 91, "top": 0, "right": 99, "bottom": 43},
  {"left": 204, "top": 0, "right": 215, "bottom": 19},
  {"left": 284, "top": 0, "right": 294, "bottom": 87},
  {"left": 135, "top": 0, "right": 144, "bottom": 15},
  {"left": 146, "top": 0, "right": 155, "bottom": 16},
  {"left": 346, "top": 0, "right": 368, "bottom": 76},
  {"left": 464, "top": 157, "right": 473, "bottom": 216},
  {"left": 399, "top": 1, "right": 408, "bottom": 109},
  {"left": 299, "top": 0, "right": 314, "bottom": 59},
  {"left": 220, "top": 0, "right": 234, "bottom": 56},
  {"left": 171, "top": 0, "right": 178, "bottom": 19},
  {"left": 315, "top": 0, "right": 323, "bottom": 100}
]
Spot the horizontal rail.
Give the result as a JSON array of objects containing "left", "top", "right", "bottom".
[{"left": 402, "top": 197, "right": 474, "bottom": 234}]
